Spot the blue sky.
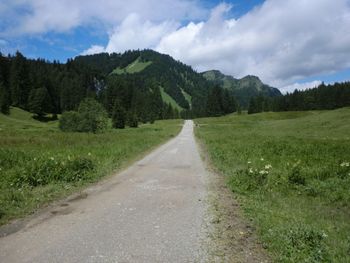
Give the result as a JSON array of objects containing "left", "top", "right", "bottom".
[{"left": 1, "top": 0, "right": 350, "bottom": 92}]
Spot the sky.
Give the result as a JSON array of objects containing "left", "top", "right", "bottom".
[{"left": 1, "top": 0, "right": 350, "bottom": 93}]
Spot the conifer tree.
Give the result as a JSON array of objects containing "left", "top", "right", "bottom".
[
  {"left": 112, "top": 100, "right": 126, "bottom": 129},
  {"left": 9, "top": 51, "right": 30, "bottom": 109},
  {"left": 127, "top": 111, "right": 138, "bottom": 128},
  {"left": 206, "top": 86, "right": 223, "bottom": 117},
  {"left": 0, "top": 82, "right": 10, "bottom": 114},
  {"left": 28, "top": 86, "right": 52, "bottom": 117}
]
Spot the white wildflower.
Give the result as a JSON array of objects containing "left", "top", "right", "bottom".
[
  {"left": 322, "top": 232, "right": 328, "bottom": 238},
  {"left": 260, "top": 158, "right": 264, "bottom": 161},
  {"left": 247, "top": 161, "right": 252, "bottom": 164},
  {"left": 88, "top": 152, "right": 92, "bottom": 156},
  {"left": 340, "top": 162, "right": 349, "bottom": 167},
  {"left": 259, "top": 170, "right": 268, "bottom": 175},
  {"left": 265, "top": 164, "right": 272, "bottom": 170},
  {"left": 50, "top": 157, "right": 54, "bottom": 161},
  {"left": 249, "top": 168, "right": 254, "bottom": 174}
]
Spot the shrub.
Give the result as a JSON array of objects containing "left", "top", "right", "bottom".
[
  {"left": 77, "top": 98, "right": 108, "bottom": 133},
  {"left": 59, "top": 111, "right": 81, "bottom": 132},
  {"left": 59, "top": 98, "right": 108, "bottom": 133}
]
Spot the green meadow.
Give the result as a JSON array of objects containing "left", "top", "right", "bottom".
[
  {"left": 195, "top": 108, "right": 350, "bottom": 262},
  {"left": 0, "top": 107, "right": 182, "bottom": 225},
  {"left": 112, "top": 57, "right": 153, "bottom": 74}
]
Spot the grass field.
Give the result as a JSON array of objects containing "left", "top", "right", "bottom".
[
  {"left": 195, "top": 108, "right": 350, "bottom": 262},
  {"left": 112, "top": 57, "right": 152, "bottom": 74},
  {"left": 160, "top": 87, "right": 183, "bottom": 111},
  {"left": 0, "top": 107, "right": 182, "bottom": 225}
]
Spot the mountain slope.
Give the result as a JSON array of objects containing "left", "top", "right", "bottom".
[
  {"left": 202, "top": 70, "right": 282, "bottom": 108},
  {"left": 75, "top": 50, "right": 212, "bottom": 116}
]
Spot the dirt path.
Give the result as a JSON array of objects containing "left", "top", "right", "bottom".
[{"left": 0, "top": 120, "right": 269, "bottom": 263}]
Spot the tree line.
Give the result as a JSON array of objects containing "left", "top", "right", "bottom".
[
  {"left": 248, "top": 82, "right": 350, "bottom": 114},
  {"left": 0, "top": 50, "right": 238, "bottom": 131}
]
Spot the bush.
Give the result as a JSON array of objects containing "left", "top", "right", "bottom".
[
  {"left": 77, "top": 98, "right": 108, "bottom": 133},
  {"left": 59, "top": 111, "right": 81, "bottom": 132},
  {"left": 59, "top": 98, "right": 108, "bottom": 133}
]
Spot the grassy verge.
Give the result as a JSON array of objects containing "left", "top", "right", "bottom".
[
  {"left": 195, "top": 108, "right": 350, "bottom": 262},
  {"left": 0, "top": 108, "right": 182, "bottom": 225}
]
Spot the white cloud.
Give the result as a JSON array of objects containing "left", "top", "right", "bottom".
[
  {"left": 280, "top": 80, "right": 322, "bottom": 94},
  {"left": 105, "top": 14, "right": 178, "bottom": 53},
  {"left": 81, "top": 14, "right": 178, "bottom": 55},
  {"left": 156, "top": 0, "right": 350, "bottom": 87},
  {"left": 80, "top": 45, "right": 105, "bottom": 56},
  {"left": 0, "top": 0, "right": 205, "bottom": 36}
]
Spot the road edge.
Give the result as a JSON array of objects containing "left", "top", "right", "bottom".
[{"left": 193, "top": 122, "right": 271, "bottom": 262}]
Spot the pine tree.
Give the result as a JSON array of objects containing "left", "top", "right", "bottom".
[
  {"left": 112, "top": 100, "right": 126, "bottom": 129},
  {"left": 127, "top": 111, "right": 138, "bottom": 128},
  {"left": 206, "top": 86, "right": 223, "bottom": 117},
  {"left": 9, "top": 51, "right": 30, "bottom": 109},
  {"left": 222, "top": 89, "right": 236, "bottom": 114},
  {"left": 248, "top": 97, "right": 258, "bottom": 114},
  {"left": 0, "top": 82, "right": 10, "bottom": 114},
  {"left": 28, "top": 86, "right": 52, "bottom": 117}
]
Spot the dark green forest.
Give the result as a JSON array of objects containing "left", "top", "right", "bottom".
[
  {"left": 248, "top": 82, "right": 350, "bottom": 114},
  {"left": 0, "top": 50, "right": 237, "bottom": 121}
]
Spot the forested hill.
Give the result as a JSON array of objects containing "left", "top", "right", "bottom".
[
  {"left": 247, "top": 81, "right": 350, "bottom": 114},
  {"left": 0, "top": 49, "right": 240, "bottom": 120},
  {"left": 202, "top": 70, "right": 281, "bottom": 108},
  {"left": 74, "top": 50, "right": 213, "bottom": 116}
]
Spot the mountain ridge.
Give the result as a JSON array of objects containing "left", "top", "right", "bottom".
[{"left": 201, "top": 69, "right": 282, "bottom": 108}]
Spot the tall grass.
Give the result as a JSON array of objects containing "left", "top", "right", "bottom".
[
  {"left": 195, "top": 108, "right": 350, "bottom": 262},
  {"left": 0, "top": 108, "right": 182, "bottom": 225}
]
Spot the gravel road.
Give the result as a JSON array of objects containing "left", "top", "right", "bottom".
[{"left": 0, "top": 120, "right": 210, "bottom": 263}]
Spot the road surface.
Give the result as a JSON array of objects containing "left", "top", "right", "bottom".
[{"left": 0, "top": 120, "right": 209, "bottom": 262}]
